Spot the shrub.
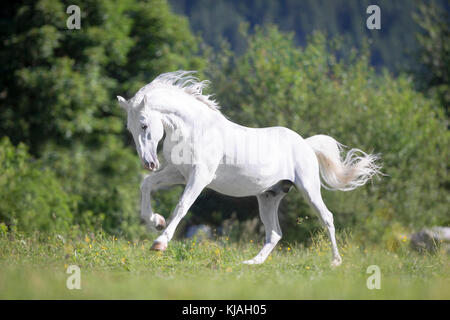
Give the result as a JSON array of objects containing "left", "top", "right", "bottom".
[
  {"left": 0, "top": 137, "right": 75, "bottom": 233},
  {"left": 206, "top": 26, "right": 449, "bottom": 244}
]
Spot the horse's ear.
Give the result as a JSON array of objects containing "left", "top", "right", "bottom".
[
  {"left": 136, "top": 95, "right": 148, "bottom": 111},
  {"left": 117, "top": 96, "right": 128, "bottom": 111},
  {"left": 142, "top": 95, "right": 149, "bottom": 107}
]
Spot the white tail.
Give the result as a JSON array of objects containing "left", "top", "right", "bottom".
[{"left": 306, "top": 134, "right": 382, "bottom": 191}]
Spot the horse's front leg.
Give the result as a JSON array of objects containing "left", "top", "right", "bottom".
[
  {"left": 151, "top": 166, "right": 213, "bottom": 251},
  {"left": 141, "top": 165, "right": 185, "bottom": 231}
]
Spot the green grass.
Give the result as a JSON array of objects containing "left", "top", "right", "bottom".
[{"left": 0, "top": 229, "right": 449, "bottom": 299}]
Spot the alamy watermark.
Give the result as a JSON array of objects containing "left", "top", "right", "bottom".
[
  {"left": 366, "top": 265, "right": 381, "bottom": 290},
  {"left": 366, "top": 5, "right": 381, "bottom": 30},
  {"left": 65, "top": 4, "right": 379, "bottom": 31},
  {"left": 66, "top": 5, "right": 81, "bottom": 30},
  {"left": 66, "top": 265, "right": 81, "bottom": 290}
]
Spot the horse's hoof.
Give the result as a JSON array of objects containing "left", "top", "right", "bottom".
[
  {"left": 242, "top": 258, "right": 263, "bottom": 265},
  {"left": 331, "top": 257, "right": 342, "bottom": 267},
  {"left": 154, "top": 213, "right": 166, "bottom": 231},
  {"left": 150, "top": 241, "right": 167, "bottom": 251}
]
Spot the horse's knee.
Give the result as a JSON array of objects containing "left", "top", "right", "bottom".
[
  {"left": 175, "top": 202, "right": 188, "bottom": 214},
  {"left": 140, "top": 175, "right": 154, "bottom": 193},
  {"left": 269, "top": 230, "right": 282, "bottom": 244},
  {"left": 308, "top": 195, "right": 334, "bottom": 227},
  {"left": 321, "top": 209, "right": 334, "bottom": 226},
  {"left": 318, "top": 212, "right": 336, "bottom": 233}
]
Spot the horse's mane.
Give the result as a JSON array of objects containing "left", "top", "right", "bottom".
[{"left": 130, "top": 71, "right": 220, "bottom": 112}]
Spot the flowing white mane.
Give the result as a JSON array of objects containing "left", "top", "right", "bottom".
[{"left": 130, "top": 70, "right": 220, "bottom": 112}]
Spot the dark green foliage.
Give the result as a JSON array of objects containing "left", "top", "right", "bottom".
[
  {"left": 170, "top": 0, "right": 449, "bottom": 73},
  {"left": 0, "top": 137, "right": 75, "bottom": 232},
  {"left": 206, "top": 27, "right": 449, "bottom": 243},
  {"left": 0, "top": 1, "right": 448, "bottom": 246},
  {"left": 412, "top": 1, "right": 450, "bottom": 115},
  {"left": 0, "top": 0, "right": 204, "bottom": 154},
  {"left": 0, "top": 0, "right": 203, "bottom": 236},
  {"left": 40, "top": 138, "right": 148, "bottom": 237}
]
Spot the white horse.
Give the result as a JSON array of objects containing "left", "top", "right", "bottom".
[{"left": 117, "top": 71, "right": 381, "bottom": 266}]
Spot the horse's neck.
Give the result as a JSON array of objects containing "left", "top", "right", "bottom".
[
  {"left": 161, "top": 104, "right": 223, "bottom": 133},
  {"left": 161, "top": 113, "right": 190, "bottom": 141}
]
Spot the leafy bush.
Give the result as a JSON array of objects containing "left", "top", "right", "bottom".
[
  {"left": 0, "top": 0, "right": 204, "bottom": 154},
  {"left": 412, "top": 2, "right": 450, "bottom": 115},
  {"left": 0, "top": 137, "right": 75, "bottom": 233},
  {"left": 1, "top": 2, "right": 448, "bottom": 246},
  {"left": 206, "top": 26, "right": 449, "bottom": 244},
  {"left": 0, "top": 0, "right": 204, "bottom": 238},
  {"left": 40, "top": 137, "right": 146, "bottom": 238}
]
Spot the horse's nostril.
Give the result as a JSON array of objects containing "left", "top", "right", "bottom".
[{"left": 150, "top": 162, "right": 155, "bottom": 170}]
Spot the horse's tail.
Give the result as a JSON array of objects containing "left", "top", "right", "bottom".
[{"left": 305, "top": 134, "right": 382, "bottom": 191}]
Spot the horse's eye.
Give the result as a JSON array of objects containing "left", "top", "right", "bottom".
[{"left": 141, "top": 124, "right": 148, "bottom": 131}]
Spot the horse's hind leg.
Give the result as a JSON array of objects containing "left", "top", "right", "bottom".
[
  {"left": 294, "top": 167, "right": 342, "bottom": 266},
  {"left": 242, "top": 181, "right": 291, "bottom": 265}
]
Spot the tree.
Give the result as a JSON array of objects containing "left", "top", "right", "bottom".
[
  {"left": 206, "top": 26, "right": 449, "bottom": 244},
  {"left": 0, "top": 137, "right": 75, "bottom": 233},
  {"left": 0, "top": 0, "right": 204, "bottom": 237},
  {"left": 170, "top": 0, "right": 440, "bottom": 72},
  {"left": 412, "top": 1, "right": 450, "bottom": 115},
  {"left": 0, "top": 0, "right": 204, "bottom": 154}
]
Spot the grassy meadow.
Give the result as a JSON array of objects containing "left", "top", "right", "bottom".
[{"left": 0, "top": 229, "right": 448, "bottom": 300}]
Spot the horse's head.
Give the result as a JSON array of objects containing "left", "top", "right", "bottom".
[{"left": 117, "top": 95, "right": 164, "bottom": 171}]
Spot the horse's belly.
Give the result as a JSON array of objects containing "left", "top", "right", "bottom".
[
  {"left": 207, "top": 177, "right": 266, "bottom": 197},
  {"left": 207, "top": 163, "right": 292, "bottom": 197}
]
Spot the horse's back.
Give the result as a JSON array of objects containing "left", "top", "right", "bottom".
[{"left": 207, "top": 124, "right": 312, "bottom": 197}]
